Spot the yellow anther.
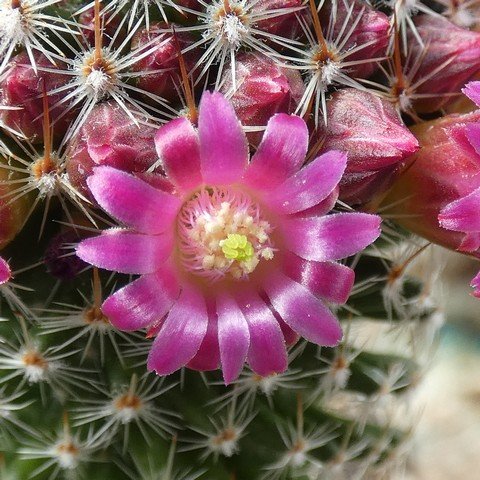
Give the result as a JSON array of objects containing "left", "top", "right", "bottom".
[{"left": 221, "top": 234, "right": 254, "bottom": 261}]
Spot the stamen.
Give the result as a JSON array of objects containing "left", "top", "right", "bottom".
[{"left": 177, "top": 187, "right": 275, "bottom": 282}]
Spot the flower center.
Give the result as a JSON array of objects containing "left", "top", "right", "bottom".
[{"left": 177, "top": 187, "right": 274, "bottom": 282}]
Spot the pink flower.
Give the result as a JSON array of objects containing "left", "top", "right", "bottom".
[
  {"left": 438, "top": 82, "right": 480, "bottom": 253},
  {"left": 0, "top": 257, "right": 11, "bottom": 285},
  {"left": 438, "top": 82, "right": 480, "bottom": 298},
  {"left": 76, "top": 92, "right": 381, "bottom": 383}
]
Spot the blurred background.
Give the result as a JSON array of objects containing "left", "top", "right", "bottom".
[{"left": 405, "top": 250, "right": 480, "bottom": 480}]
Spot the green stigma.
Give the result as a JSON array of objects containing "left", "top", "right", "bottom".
[{"left": 221, "top": 234, "right": 254, "bottom": 262}]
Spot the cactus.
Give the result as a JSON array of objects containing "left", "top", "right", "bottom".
[{"left": 0, "top": 1, "right": 478, "bottom": 479}]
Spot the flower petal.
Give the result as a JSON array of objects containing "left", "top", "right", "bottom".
[
  {"left": 76, "top": 230, "right": 173, "bottom": 274},
  {"left": 0, "top": 257, "right": 11, "bottom": 285},
  {"left": 198, "top": 91, "right": 248, "bottom": 185},
  {"left": 188, "top": 311, "right": 220, "bottom": 371},
  {"left": 244, "top": 114, "right": 308, "bottom": 190},
  {"left": 154, "top": 117, "right": 202, "bottom": 192},
  {"left": 282, "top": 252, "right": 355, "bottom": 304},
  {"left": 463, "top": 81, "right": 480, "bottom": 108},
  {"left": 268, "top": 151, "right": 347, "bottom": 214},
  {"left": 87, "top": 166, "right": 181, "bottom": 234},
  {"left": 466, "top": 123, "right": 480, "bottom": 156},
  {"left": 471, "top": 271, "right": 480, "bottom": 298},
  {"left": 216, "top": 293, "right": 250, "bottom": 384},
  {"left": 264, "top": 272, "right": 343, "bottom": 346},
  {"left": 102, "top": 267, "right": 180, "bottom": 331},
  {"left": 147, "top": 285, "right": 208, "bottom": 375},
  {"left": 439, "top": 186, "right": 480, "bottom": 233},
  {"left": 236, "top": 290, "right": 287, "bottom": 376},
  {"left": 283, "top": 213, "right": 381, "bottom": 262}
]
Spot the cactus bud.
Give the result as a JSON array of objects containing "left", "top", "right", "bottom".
[
  {"left": 0, "top": 52, "right": 73, "bottom": 142},
  {"left": 0, "top": 155, "right": 32, "bottom": 249},
  {"left": 66, "top": 102, "right": 159, "bottom": 200},
  {"left": 321, "top": 0, "right": 389, "bottom": 78},
  {"left": 220, "top": 52, "right": 304, "bottom": 145},
  {"left": 317, "top": 89, "right": 419, "bottom": 206},
  {"left": 78, "top": 6, "right": 126, "bottom": 48},
  {"left": 130, "top": 23, "right": 200, "bottom": 103},
  {"left": 383, "top": 109, "right": 480, "bottom": 254},
  {"left": 409, "top": 16, "right": 480, "bottom": 113},
  {"left": 253, "top": 0, "right": 305, "bottom": 39}
]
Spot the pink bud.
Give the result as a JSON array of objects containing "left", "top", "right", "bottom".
[
  {"left": 0, "top": 52, "right": 73, "bottom": 143},
  {"left": 383, "top": 110, "right": 480, "bottom": 254},
  {"left": 0, "top": 156, "right": 31, "bottom": 249},
  {"left": 317, "top": 89, "right": 419, "bottom": 205},
  {"left": 66, "top": 102, "right": 159, "bottom": 200},
  {"left": 409, "top": 16, "right": 480, "bottom": 113},
  {"left": 130, "top": 23, "right": 200, "bottom": 103},
  {"left": 78, "top": 7, "right": 126, "bottom": 48},
  {"left": 220, "top": 52, "right": 304, "bottom": 145},
  {"left": 321, "top": 0, "right": 389, "bottom": 78},
  {"left": 253, "top": 0, "right": 305, "bottom": 39}
]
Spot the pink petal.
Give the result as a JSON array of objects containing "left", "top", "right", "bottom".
[
  {"left": 459, "top": 232, "right": 480, "bottom": 252},
  {"left": 154, "top": 117, "right": 202, "bottom": 192},
  {"left": 0, "top": 257, "right": 11, "bottom": 285},
  {"left": 76, "top": 230, "right": 173, "bottom": 274},
  {"left": 264, "top": 272, "right": 343, "bottom": 346},
  {"left": 439, "top": 187, "right": 480, "bottom": 232},
  {"left": 471, "top": 271, "right": 480, "bottom": 298},
  {"left": 282, "top": 252, "right": 355, "bottom": 304},
  {"left": 283, "top": 213, "right": 381, "bottom": 262},
  {"left": 236, "top": 290, "right": 287, "bottom": 376},
  {"left": 147, "top": 285, "right": 208, "bottom": 375},
  {"left": 465, "top": 123, "right": 480, "bottom": 156},
  {"left": 188, "top": 311, "right": 220, "bottom": 371},
  {"left": 244, "top": 113, "right": 308, "bottom": 190},
  {"left": 216, "top": 292, "right": 250, "bottom": 384},
  {"left": 463, "top": 81, "right": 480, "bottom": 108},
  {"left": 198, "top": 91, "right": 248, "bottom": 185},
  {"left": 102, "top": 267, "right": 180, "bottom": 331},
  {"left": 87, "top": 166, "right": 181, "bottom": 234},
  {"left": 268, "top": 151, "right": 347, "bottom": 214}
]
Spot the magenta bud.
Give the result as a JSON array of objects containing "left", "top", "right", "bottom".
[
  {"left": 130, "top": 23, "right": 200, "bottom": 102},
  {"left": 317, "top": 89, "right": 419, "bottom": 206},
  {"left": 253, "top": 0, "right": 305, "bottom": 39},
  {"left": 78, "top": 7, "right": 126, "bottom": 48},
  {"left": 66, "top": 101, "right": 159, "bottom": 200},
  {"left": 409, "top": 16, "right": 480, "bottom": 113},
  {"left": 383, "top": 110, "right": 480, "bottom": 255},
  {"left": 220, "top": 52, "right": 304, "bottom": 145},
  {"left": 0, "top": 52, "right": 73, "bottom": 142},
  {"left": 321, "top": 0, "right": 389, "bottom": 78}
]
